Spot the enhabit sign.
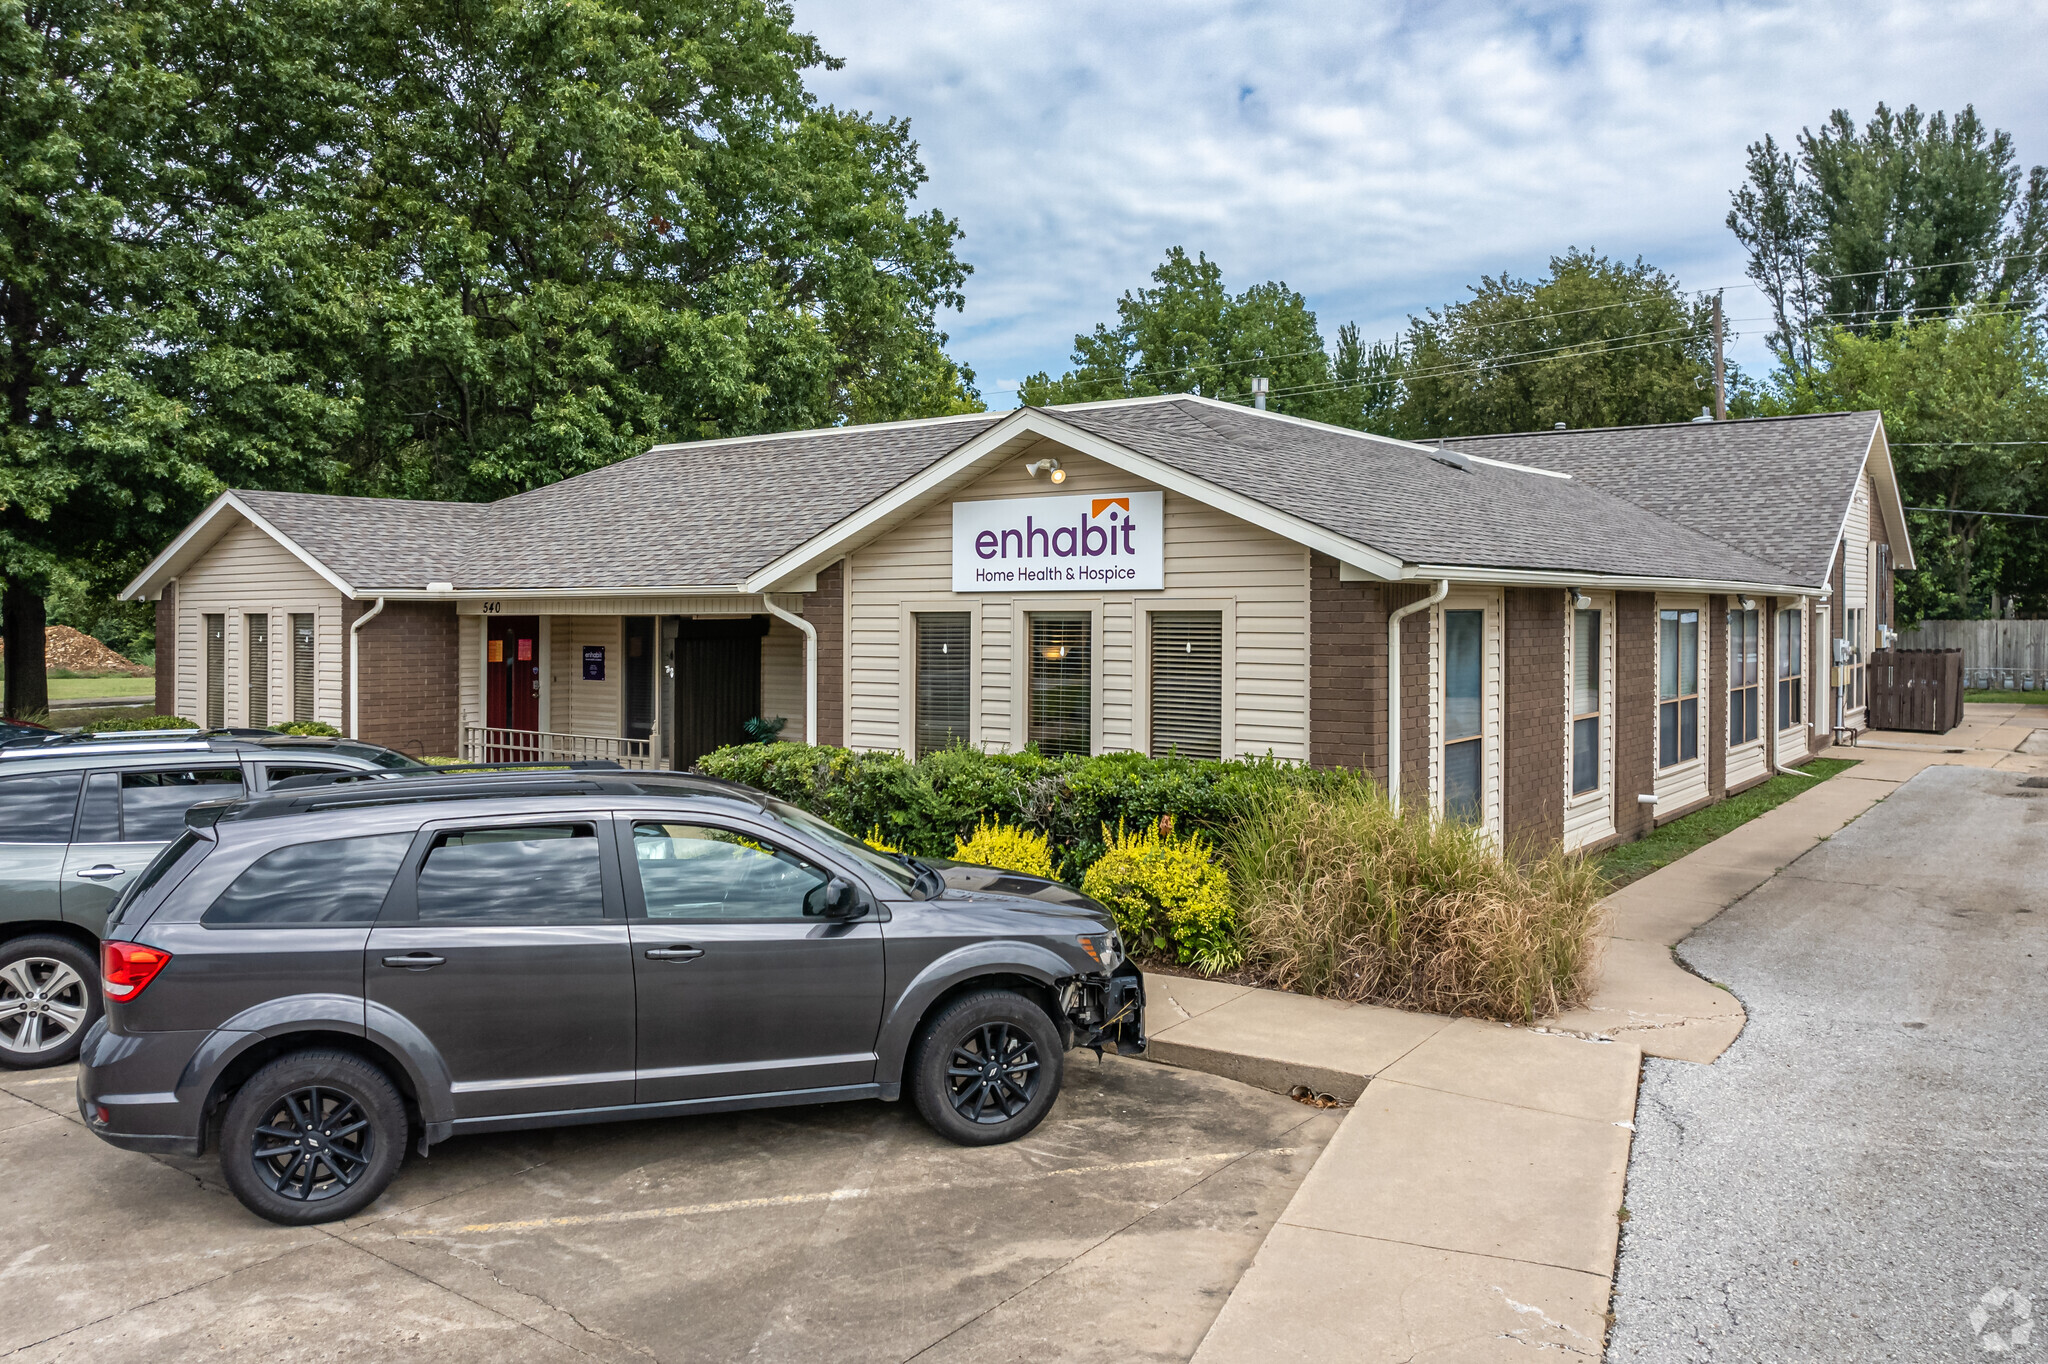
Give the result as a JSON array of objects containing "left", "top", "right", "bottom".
[{"left": 952, "top": 492, "right": 1165, "bottom": 592}]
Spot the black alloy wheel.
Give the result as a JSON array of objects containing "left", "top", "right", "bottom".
[
  {"left": 911, "top": 990, "right": 1064, "bottom": 1146},
  {"left": 221, "top": 1050, "right": 405, "bottom": 1225}
]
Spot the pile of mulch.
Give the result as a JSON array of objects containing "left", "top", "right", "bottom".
[{"left": 0, "top": 625, "right": 151, "bottom": 676}]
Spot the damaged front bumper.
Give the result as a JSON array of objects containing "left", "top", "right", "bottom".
[{"left": 1061, "top": 961, "right": 1145, "bottom": 1056}]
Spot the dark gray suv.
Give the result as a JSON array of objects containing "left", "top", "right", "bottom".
[
  {"left": 0, "top": 731, "right": 426, "bottom": 1067},
  {"left": 77, "top": 767, "right": 1144, "bottom": 1224}
]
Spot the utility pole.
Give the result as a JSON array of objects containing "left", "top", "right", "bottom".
[{"left": 1712, "top": 290, "right": 1726, "bottom": 421}]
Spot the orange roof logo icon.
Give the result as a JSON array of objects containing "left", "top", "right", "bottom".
[{"left": 1091, "top": 497, "right": 1130, "bottom": 518}]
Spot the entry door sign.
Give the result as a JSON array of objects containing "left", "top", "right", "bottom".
[
  {"left": 583, "top": 645, "right": 605, "bottom": 680},
  {"left": 951, "top": 492, "right": 1164, "bottom": 592}
]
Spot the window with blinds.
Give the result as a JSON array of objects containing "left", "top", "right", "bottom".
[
  {"left": 914, "top": 613, "right": 971, "bottom": 758},
  {"left": 1443, "top": 609, "right": 1483, "bottom": 823},
  {"left": 1027, "top": 614, "right": 1091, "bottom": 758},
  {"left": 245, "top": 614, "right": 270, "bottom": 728},
  {"left": 1728, "top": 609, "right": 1760, "bottom": 746},
  {"left": 1571, "top": 609, "right": 1600, "bottom": 795},
  {"left": 1149, "top": 611, "right": 1222, "bottom": 760},
  {"left": 204, "top": 614, "right": 226, "bottom": 729},
  {"left": 291, "top": 614, "right": 315, "bottom": 722}
]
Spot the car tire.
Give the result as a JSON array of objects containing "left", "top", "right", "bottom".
[
  {"left": 220, "top": 1050, "right": 407, "bottom": 1225},
  {"left": 910, "top": 989, "right": 1065, "bottom": 1147},
  {"left": 0, "top": 935, "right": 101, "bottom": 1069}
]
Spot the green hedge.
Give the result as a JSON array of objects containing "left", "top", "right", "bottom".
[{"left": 693, "top": 742, "right": 1372, "bottom": 879}]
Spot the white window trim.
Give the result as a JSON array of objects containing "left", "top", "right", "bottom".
[
  {"left": 1727, "top": 605, "right": 1766, "bottom": 754},
  {"left": 1429, "top": 588, "right": 1502, "bottom": 839},
  {"left": 898, "top": 597, "right": 983, "bottom": 757},
  {"left": 1132, "top": 598, "right": 1237, "bottom": 759},
  {"left": 1563, "top": 593, "right": 1616, "bottom": 846},
  {"left": 1008, "top": 596, "right": 1106, "bottom": 757}
]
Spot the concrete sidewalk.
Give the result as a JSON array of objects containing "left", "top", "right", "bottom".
[{"left": 1144, "top": 703, "right": 2048, "bottom": 1361}]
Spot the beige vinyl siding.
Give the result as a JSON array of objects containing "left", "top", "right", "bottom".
[
  {"left": 1654, "top": 593, "right": 1710, "bottom": 813},
  {"left": 172, "top": 520, "right": 344, "bottom": 729},
  {"left": 1429, "top": 588, "right": 1504, "bottom": 840},
  {"left": 1562, "top": 592, "right": 1615, "bottom": 852},
  {"left": 760, "top": 615, "right": 808, "bottom": 742},
  {"left": 458, "top": 614, "right": 485, "bottom": 740},
  {"left": 843, "top": 446, "right": 1310, "bottom": 759},
  {"left": 1843, "top": 476, "right": 1873, "bottom": 726},
  {"left": 548, "top": 615, "right": 622, "bottom": 736}
]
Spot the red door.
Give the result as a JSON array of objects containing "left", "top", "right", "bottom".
[{"left": 486, "top": 616, "right": 541, "bottom": 757}]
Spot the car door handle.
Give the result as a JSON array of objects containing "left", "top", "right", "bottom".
[
  {"left": 643, "top": 946, "right": 704, "bottom": 962},
  {"left": 74, "top": 865, "right": 127, "bottom": 880},
  {"left": 382, "top": 953, "right": 446, "bottom": 970}
]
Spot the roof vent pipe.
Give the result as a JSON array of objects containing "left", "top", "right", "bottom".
[
  {"left": 1386, "top": 579, "right": 1450, "bottom": 813},
  {"left": 1251, "top": 377, "right": 1269, "bottom": 410},
  {"left": 1691, "top": 406, "right": 1713, "bottom": 423},
  {"left": 1553, "top": 422, "right": 1566, "bottom": 430}
]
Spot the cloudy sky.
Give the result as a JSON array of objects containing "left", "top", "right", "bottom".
[{"left": 795, "top": 0, "right": 2048, "bottom": 406}]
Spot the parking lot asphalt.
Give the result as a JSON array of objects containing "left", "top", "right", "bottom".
[
  {"left": 0, "top": 1051, "right": 1336, "bottom": 1363},
  {"left": 1608, "top": 765, "right": 2048, "bottom": 1361}
]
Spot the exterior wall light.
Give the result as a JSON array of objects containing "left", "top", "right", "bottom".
[
  {"left": 1026, "top": 458, "right": 1066, "bottom": 483},
  {"left": 1740, "top": 596, "right": 1756, "bottom": 610},
  {"left": 1572, "top": 591, "right": 1592, "bottom": 609}
]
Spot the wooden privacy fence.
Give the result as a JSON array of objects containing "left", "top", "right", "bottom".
[
  {"left": 1866, "top": 649, "right": 1965, "bottom": 734},
  {"left": 1896, "top": 620, "right": 2048, "bottom": 687}
]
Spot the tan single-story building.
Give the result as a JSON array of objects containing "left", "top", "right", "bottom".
[{"left": 121, "top": 396, "right": 1910, "bottom": 852}]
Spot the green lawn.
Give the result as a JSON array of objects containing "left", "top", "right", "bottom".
[
  {"left": 48, "top": 675, "right": 154, "bottom": 699},
  {"left": 1965, "top": 689, "right": 2048, "bottom": 705},
  {"left": 1594, "top": 758, "right": 1860, "bottom": 890}
]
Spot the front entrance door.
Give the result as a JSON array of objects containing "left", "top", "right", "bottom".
[
  {"left": 670, "top": 616, "right": 767, "bottom": 768},
  {"left": 486, "top": 617, "right": 541, "bottom": 754}
]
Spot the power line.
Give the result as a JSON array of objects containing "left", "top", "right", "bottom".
[
  {"left": 1894, "top": 440, "right": 2048, "bottom": 447},
  {"left": 1249, "top": 330, "right": 1710, "bottom": 404},
  {"left": 1907, "top": 505, "right": 2048, "bottom": 521}
]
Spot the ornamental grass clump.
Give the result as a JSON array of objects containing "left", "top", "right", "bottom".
[
  {"left": 1081, "top": 818, "right": 1239, "bottom": 972},
  {"left": 952, "top": 819, "right": 1055, "bottom": 878},
  {"left": 1226, "top": 787, "right": 1605, "bottom": 1023}
]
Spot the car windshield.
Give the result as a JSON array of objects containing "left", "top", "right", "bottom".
[{"left": 761, "top": 798, "right": 923, "bottom": 895}]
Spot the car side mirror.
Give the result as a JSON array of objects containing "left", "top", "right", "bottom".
[{"left": 821, "top": 877, "right": 864, "bottom": 920}]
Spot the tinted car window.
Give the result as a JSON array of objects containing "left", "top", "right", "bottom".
[
  {"left": 203, "top": 833, "right": 415, "bottom": 927},
  {"left": 632, "top": 822, "right": 832, "bottom": 921},
  {"left": 262, "top": 764, "right": 343, "bottom": 787},
  {"left": 416, "top": 825, "right": 603, "bottom": 924},
  {"left": 76, "top": 771, "right": 122, "bottom": 841},
  {"left": 122, "top": 768, "right": 244, "bottom": 841},
  {"left": 0, "top": 771, "right": 83, "bottom": 843}
]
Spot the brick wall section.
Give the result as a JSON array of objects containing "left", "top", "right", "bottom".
[
  {"left": 155, "top": 583, "right": 177, "bottom": 717},
  {"left": 1390, "top": 583, "right": 1434, "bottom": 802},
  {"left": 1309, "top": 553, "right": 1387, "bottom": 776},
  {"left": 1707, "top": 593, "right": 1727, "bottom": 800},
  {"left": 807, "top": 559, "right": 845, "bottom": 747},
  {"left": 1502, "top": 587, "right": 1565, "bottom": 852},
  {"left": 347, "top": 601, "right": 459, "bottom": 758},
  {"left": 1613, "top": 591, "right": 1658, "bottom": 842}
]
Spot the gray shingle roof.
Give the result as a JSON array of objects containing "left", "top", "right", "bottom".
[
  {"left": 1050, "top": 399, "right": 1803, "bottom": 585},
  {"left": 1439, "top": 412, "right": 1881, "bottom": 587}
]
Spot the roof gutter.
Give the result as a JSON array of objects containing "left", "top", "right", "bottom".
[
  {"left": 348, "top": 597, "right": 386, "bottom": 739},
  {"left": 761, "top": 599, "right": 816, "bottom": 747},
  {"left": 1387, "top": 579, "right": 1449, "bottom": 813}
]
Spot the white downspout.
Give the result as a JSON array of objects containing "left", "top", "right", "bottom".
[
  {"left": 762, "top": 598, "right": 817, "bottom": 746},
  {"left": 348, "top": 596, "right": 386, "bottom": 739},
  {"left": 1387, "top": 579, "right": 1450, "bottom": 812}
]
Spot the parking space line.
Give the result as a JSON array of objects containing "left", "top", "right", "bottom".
[{"left": 401, "top": 1147, "right": 1301, "bottom": 1238}]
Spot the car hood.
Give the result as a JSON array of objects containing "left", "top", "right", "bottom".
[{"left": 928, "top": 859, "right": 1114, "bottom": 927}]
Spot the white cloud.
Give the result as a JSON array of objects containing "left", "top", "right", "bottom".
[{"left": 794, "top": 0, "right": 2048, "bottom": 402}]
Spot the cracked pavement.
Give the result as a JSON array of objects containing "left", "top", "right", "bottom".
[
  {"left": 0, "top": 1053, "right": 1336, "bottom": 1362},
  {"left": 1608, "top": 765, "right": 2048, "bottom": 1361}
]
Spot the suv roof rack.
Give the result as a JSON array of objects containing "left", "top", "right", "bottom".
[
  {"left": 268, "top": 759, "right": 625, "bottom": 791},
  {"left": 213, "top": 764, "right": 759, "bottom": 825}
]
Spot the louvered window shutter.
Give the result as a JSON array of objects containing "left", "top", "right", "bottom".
[
  {"left": 245, "top": 614, "right": 270, "bottom": 727},
  {"left": 915, "top": 613, "right": 972, "bottom": 758},
  {"left": 1149, "top": 612, "right": 1222, "bottom": 760},
  {"left": 204, "top": 614, "right": 226, "bottom": 728},
  {"left": 291, "top": 614, "right": 316, "bottom": 722}
]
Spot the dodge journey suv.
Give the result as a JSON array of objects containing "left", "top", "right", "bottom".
[{"left": 77, "top": 766, "right": 1144, "bottom": 1224}]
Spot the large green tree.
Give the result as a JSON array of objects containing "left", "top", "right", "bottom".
[
  {"left": 1729, "top": 103, "right": 2048, "bottom": 376},
  {"left": 1792, "top": 305, "right": 2048, "bottom": 622},
  {"left": 1391, "top": 250, "right": 1725, "bottom": 440}
]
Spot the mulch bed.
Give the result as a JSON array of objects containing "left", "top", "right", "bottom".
[{"left": 0, "top": 625, "right": 150, "bottom": 676}]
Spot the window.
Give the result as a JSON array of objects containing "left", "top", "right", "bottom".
[
  {"left": 245, "top": 614, "right": 270, "bottom": 728},
  {"left": 1658, "top": 609, "right": 1699, "bottom": 768},
  {"left": 1777, "top": 609, "right": 1803, "bottom": 730},
  {"left": 204, "top": 833, "right": 414, "bottom": 927},
  {"left": 1845, "top": 607, "right": 1866, "bottom": 712},
  {"left": 415, "top": 825, "right": 604, "bottom": 924},
  {"left": 1571, "top": 609, "right": 1600, "bottom": 796},
  {"left": 1028, "top": 614, "right": 1091, "bottom": 758},
  {"left": 1729, "top": 609, "right": 1760, "bottom": 746},
  {"left": 1150, "top": 611, "right": 1222, "bottom": 760},
  {"left": 0, "top": 772, "right": 83, "bottom": 843},
  {"left": 632, "top": 822, "right": 833, "bottom": 920},
  {"left": 262, "top": 764, "right": 344, "bottom": 788},
  {"left": 205, "top": 614, "right": 226, "bottom": 729},
  {"left": 915, "top": 612, "right": 971, "bottom": 758},
  {"left": 1443, "top": 609, "right": 1483, "bottom": 823},
  {"left": 121, "top": 768, "right": 244, "bottom": 842},
  {"left": 291, "top": 613, "right": 316, "bottom": 723},
  {"left": 624, "top": 616, "right": 656, "bottom": 741},
  {"left": 75, "top": 771, "right": 121, "bottom": 842}
]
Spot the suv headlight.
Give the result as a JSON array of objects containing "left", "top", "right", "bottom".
[{"left": 1076, "top": 932, "right": 1122, "bottom": 972}]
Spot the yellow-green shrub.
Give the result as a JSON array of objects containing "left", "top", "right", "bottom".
[
  {"left": 952, "top": 819, "right": 1054, "bottom": 878},
  {"left": 1080, "top": 818, "right": 1238, "bottom": 971},
  {"left": 864, "top": 825, "right": 902, "bottom": 854}
]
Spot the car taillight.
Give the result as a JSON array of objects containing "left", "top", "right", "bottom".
[{"left": 101, "top": 941, "right": 172, "bottom": 1000}]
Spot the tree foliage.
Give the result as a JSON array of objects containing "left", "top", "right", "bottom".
[{"left": 1730, "top": 103, "right": 2048, "bottom": 375}]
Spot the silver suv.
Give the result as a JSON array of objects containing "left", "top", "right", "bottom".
[{"left": 0, "top": 731, "right": 424, "bottom": 1067}]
